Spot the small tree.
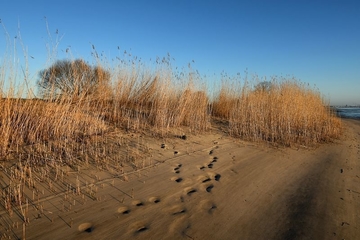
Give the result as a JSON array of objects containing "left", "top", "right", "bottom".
[
  {"left": 37, "top": 59, "right": 110, "bottom": 100},
  {"left": 254, "top": 81, "right": 273, "bottom": 92}
]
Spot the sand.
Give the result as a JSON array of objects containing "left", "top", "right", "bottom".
[{"left": 0, "top": 119, "right": 359, "bottom": 240}]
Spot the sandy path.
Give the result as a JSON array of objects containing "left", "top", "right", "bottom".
[{"left": 1, "top": 119, "right": 359, "bottom": 240}]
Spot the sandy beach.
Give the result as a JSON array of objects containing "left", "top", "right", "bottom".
[
  {"left": 0, "top": 118, "right": 358, "bottom": 240},
  {"left": 1, "top": 2, "right": 358, "bottom": 239}
]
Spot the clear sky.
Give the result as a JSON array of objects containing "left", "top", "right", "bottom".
[{"left": 1, "top": 0, "right": 359, "bottom": 105}]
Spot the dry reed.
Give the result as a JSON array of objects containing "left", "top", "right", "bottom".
[
  {"left": 0, "top": 24, "right": 342, "bottom": 162},
  {"left": 225, "top": 79, "right": 342, "bottom": 146}
]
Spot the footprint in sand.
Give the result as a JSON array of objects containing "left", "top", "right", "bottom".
[
  {"left": 184, "top": 187, "right": 197, "bottom": 196},
  {"left": 197, "top": 175, "right": 211, "bottom": 183},
  {"left": 173, "top": 163, "right": 182, "bottom": 174},
  {"left": 132, "top": 199, "right": 144, "bottom": 207},
  {"left": 207, "top": 156, "right": 218, "bottom": 169},
  {"left": 201, "top": 182, "right": 214, "bottom": 193},
  {"left": 129, "top": 221, "right": 149, "bottom": 235},
  {"left": 198, "top": 175, "right": 215, "bottom": 192},
  {"left": 117, "top": 206, "right": 131, "bottom": 215},
  {"left": 199, "top": 156, "right": 218, "bottom": 170},
  {"left": 148, "top": 196, "right": 161, "bottom": 204},
  {"left": 199, "top": 199, "right": 217, "bottom": 214},
  {"left": 168, "top": 215, "right": 190, "bottom": 235},
  {"left": 207, "top": 172, "right": 221, "bottom": 181},
  {"left": 78, "top": 222, "right": 94, "bottom": 233},
  {"left": 171, "top": 176, "right": 183, "bottom": 183},
  {"left": 209, "top": 146, "right": 219, "bottom": 154},
  {"left": 167, "top": 204, "right": 187, "bottom": 215},
  {"left": 197, "top": 165, "right": 206, "bottom": 170}
]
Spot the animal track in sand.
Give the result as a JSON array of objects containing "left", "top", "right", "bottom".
[
  {"left": 184, "top": 187, "right": 197, "bottom": 196},
  {"left": 78, "top": 222, "right": 94, "bottom": 233},
  {"left": 171, "top": 176, "right": 183, "bottom": 183},
  {"left": 148, "top": 196, "right": 161, "bottom": 203},
  {"left": 117, "top": 206, "right": 131, "bottom": 214}
]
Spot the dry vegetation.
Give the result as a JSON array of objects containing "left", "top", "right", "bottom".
[
  {"left": 0, "top": 47, "right": 342, "bottom": 159},
  {"left": 0, "top": 27, "right": 342, "bottom": 238},
  {"left": 226, "top": 79, "right": 342, "bottom": 146}
]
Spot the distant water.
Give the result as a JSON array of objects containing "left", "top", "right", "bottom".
[{"left": 335, "top": 107, "right": 360, "bottom": 119}]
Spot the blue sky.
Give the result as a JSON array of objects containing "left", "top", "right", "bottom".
[{"left": 1, "top": 0, "right": 359, "bottom": 105}]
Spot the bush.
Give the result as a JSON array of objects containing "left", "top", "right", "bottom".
[{"left": 37, "top": 59, "right": 110, "bottom": 101}]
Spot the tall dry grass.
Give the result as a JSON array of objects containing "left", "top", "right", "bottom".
[
  {"left": 0, "top": 33, "right": 109, "bottom": 159},
  {"left": 0, "top": 23, "right": 342, "bottom": 161},
  {"left": 0, "top": 97, "right": 108, "bottom": 157},
  {"left": 221, "top": 79, "right": 342, "bottom": 146},
  {"left": 108, "top": 65, "right": 210, "bottom": 133},
  {"left": 0, "top": 51, "right": 210, "bottom": 160},
  {"left": 0, "top": 60, "right": 342, "bottom": 159},
  {"left": 212, "top": 79, "right": 241, "bottom": 119}
]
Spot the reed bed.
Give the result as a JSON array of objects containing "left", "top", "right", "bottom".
[
  {"left": 225, "top": 80, "right": 342, "bottom": 146},
  {"left": 1, "top": 61, "right": 342, "bottom": 159},
  {"left": 0, "top": 97, "right": 108, "bottom": 157},
  {"left": 0, "top": 33, "right": 342, "bottom": 162},
  {"left": 109, "top": 69, "right": 209, "bottom": 133}
]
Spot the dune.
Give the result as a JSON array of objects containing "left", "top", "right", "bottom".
[{"left": 0, "top": 119, "right": 358, "bottom": 240}]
